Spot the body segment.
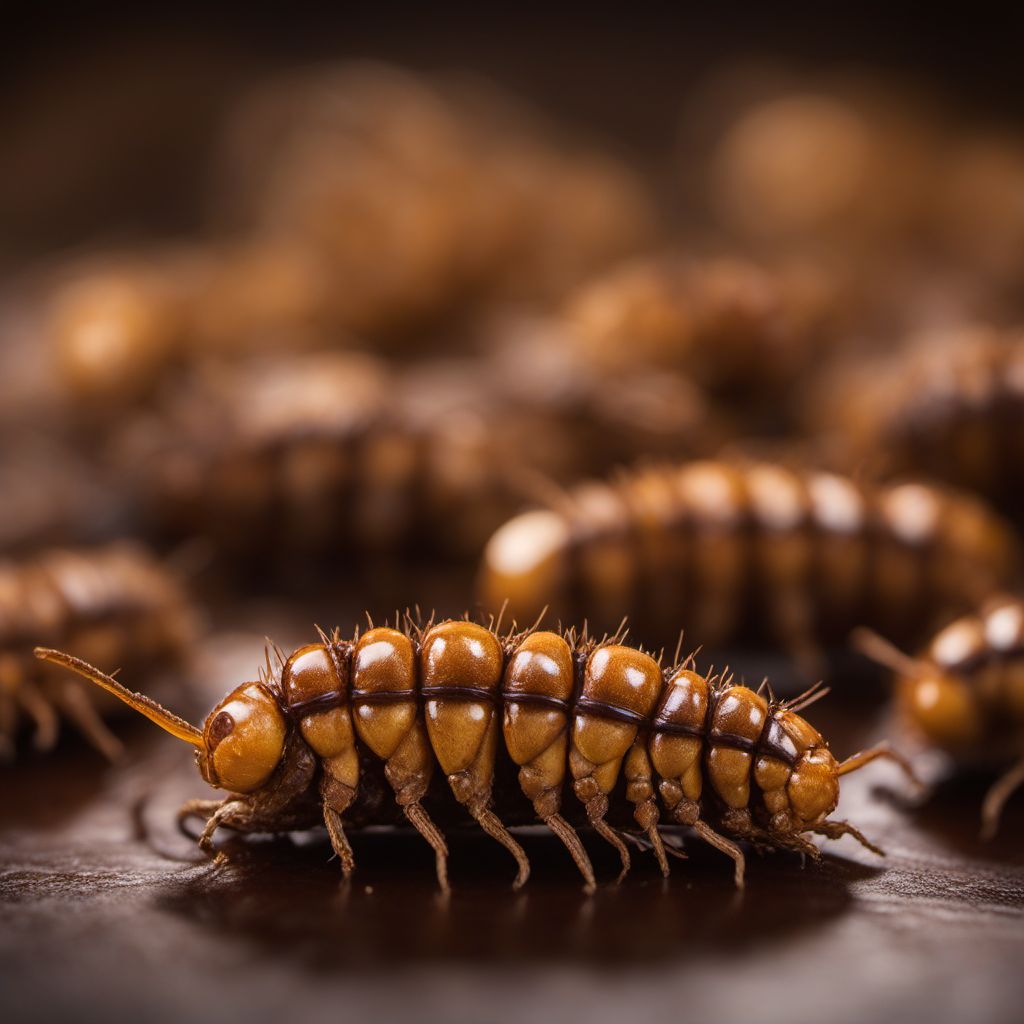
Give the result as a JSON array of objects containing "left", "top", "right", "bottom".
[
  {"left": 479, "top": 460, "right": 1020, "bottom": 660},
  {"left": 857, "top": 595, "right": 1024, "bottom": 837}
]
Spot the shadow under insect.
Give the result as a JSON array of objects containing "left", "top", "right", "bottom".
[{"left": 155, "top": 823, "right": 870, "bottom": 969}]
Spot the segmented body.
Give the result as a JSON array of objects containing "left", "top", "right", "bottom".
[
  {"left": 813, "top": 328, "right": 1024, "bottom": 523},
  {"left": 0, "top": 544, "right": 193, "bottom": 758},
  {"left": 558, "top": 253, "right": 844, "bottom": 406},
  {"left": 123, "top": 352, "right": 715, "bottom": 560},
  {"left": 479, "top": 460, "right": 1021, "bottom": 661},
  {"left": 178, "top": 618, "right": 901, "bottom": 892},
  {"left": 858, "top": 595, "right": 1024, "bottom": 838},
  {"left": 913, "top": 595, "right": 1024, "bottom": 729}
]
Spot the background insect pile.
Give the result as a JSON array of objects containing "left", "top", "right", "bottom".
[{"left": 4, "top": 45, "right": 1024, "bottom": 862}]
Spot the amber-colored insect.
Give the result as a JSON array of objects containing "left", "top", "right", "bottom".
[
  {"left": 36, "top": 617, "right": 914, "bottom": 892},
  {"left": 122, "top": 351, "right": 717, "bottom": 561},
  {"left": 120, "top": 351, "right": 570, "bottom": 559},
  {"left": 50, "top": 67, "right": 653, "bottom": 411},
  {"left": 49, "top": 244, "right": 331, "bottom": 409},
  {"left": 557, "top": 252, "right": 844, "bottom": 404},
  {"left": 855, "top": 595, "right": 1024, "bottom": 838},
  {"left": 479, "top": 460, "right": 1020, "bottom": 663},
  {"left": 0, "top": 544, "right": 194, "bottom": 759},
  {"left": 217, "top": 62, "right": 654, "bottom": 315},
  {"left": 810, "top": 328, "right": 1024, "bottom": 524}
]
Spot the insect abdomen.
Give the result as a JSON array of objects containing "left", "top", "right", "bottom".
[
  {"left": 270, "top": 623, "right": 839, "bottom": 891},
  {"left": 479, "top": 460, "right": 1021, "bottom": 655}
]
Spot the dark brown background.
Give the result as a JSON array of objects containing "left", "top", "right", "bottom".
[
  {"left": 4, "top": 5, "right": 1024, "bottom": 267},
  {"left": 2, "top": 9, "right": 1024, "bottom": 1023}
]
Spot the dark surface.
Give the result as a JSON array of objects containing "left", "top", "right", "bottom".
[{"left": 2, "top": 615, "right": 1023, "bottom": 1024}]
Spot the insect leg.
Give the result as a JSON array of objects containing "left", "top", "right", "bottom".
[
  {"left": 469, "top": 801, "right": 531, "bottom": 889},
  {"left": 807, "top": 819, "right": 884, "bottom": 856},
  {"left": 382, "top": 724, "right": 450, "bottom": 891},
  {"left": 16, "top": 679, "right": 60, "bottom": 751},
  {"left": 320, "top": 756, "right": 359, "bottom": 878},
  {"left": 197, "top": 798, "right": 249, "bottom": 862},
  {"left": 52, "top": 678, "right": 124, "bottom": 761},
  {"left": 544, "top": 813, "right": 597, "bottom": 893},
  {"left": 503, "top": 704, "right": 597, "bottom": 890},
  {"left": 624, "top": 740, "right": 670, "bottom": 876},
  {"left": 980, "top": 757, "right": 1024, "bottom": 841},
  {"left": 692, "top": 819, "right": 746, "bottom": 889},
  {"left": 0, "top": 655, "right": 23, "bottom": 758},
  {"left": 570, "top": 763, "right": 631, "bottom": 885},
  {"left": 403, "top": 801, "right": 449, "bottom": 894},
  {"left": 177, "top": 798, "right": 225, "bottom": 839},
  {"left": 323, "top": 805, "right": 356, "bottom": 877}
]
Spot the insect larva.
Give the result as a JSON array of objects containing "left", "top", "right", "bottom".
[
  {"left": 122, "top": 352, "right": 558, "bottom": 559},
  {"left": 48, "top": 244, "right": 334, "bottom": 410},
  {"left": 702, "top": 84, "right": 937, "bottom": 255},
  {"left": 855, "top": 594, "right": 1024, "bottom": 838},
  {"left": 124, "top": 351, "right": 716, "bottom": 562},
  {"left": 478, "top": 460, "right": 1021, "bottom": 664},
  {"left": 556, "top": 252, "right": 844, "bottom": 405},
  {"left": 217, "top": 63, "right": 654, "bottom": 311},
  {"left": 36, "top": 617, "right": 915, "bottom": 893},
  {"left": 810, "top": 328, "right": 1024, "bottom": 524},
  {"left": 0, "top": 543, "right": 194, "bottom": 759}
]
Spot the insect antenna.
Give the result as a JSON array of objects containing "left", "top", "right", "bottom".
[
  {"left": 33, "top": 648, "right": 203, "bottom": 748},
  {"left": 851, "top": 628, "right": 928, "bottom": 679},
  {"left": 836, "top": 743, "right": 921, "bottom": 786}
]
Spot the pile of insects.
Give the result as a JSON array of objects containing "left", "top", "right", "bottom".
[
  {"left": 36, "top": 615, "right": 916, "bottom": 892},
  {"left": 9, "top": 58, "right": 1024, "bottom": 903}
]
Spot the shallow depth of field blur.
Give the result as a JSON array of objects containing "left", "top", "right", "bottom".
[
  {"left": 3, "top": 10, "right": 1024, "bottom": 1024},
  {"left": 4, "top": 10, "right": 1024, "bottom": 596}
]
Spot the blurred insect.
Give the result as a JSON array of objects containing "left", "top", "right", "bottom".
[
  {"left": 479, "top": 460, "right": 1020, "bottom": 667},
  {"left": 121, "top": 351, "right": 717, "bottom": 562},
  {"left": 701, "top": 83, "right": 939, "bottom": 256},
  {"left": 810, "top": 327, "right": 1024, "bottom": 525},
  {"left": 36, "top": 615, "right": 915, "bottom": 892},
  {"left": 0, "top": 544, "right": 194, "bottom": 759},
  {"left": 47, "top": 244, "right": 337, "bottom": 412},
  {"left": 855, "top": 594, "right": 1024, "bottom": 838},
  {"left": 556, "top": 252, "right": 845, "bottom": 413}
]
